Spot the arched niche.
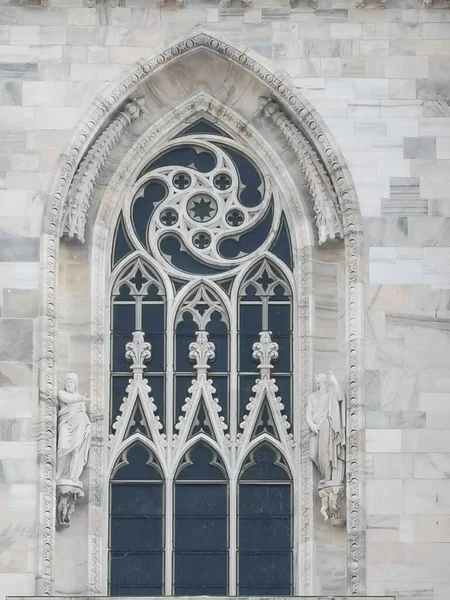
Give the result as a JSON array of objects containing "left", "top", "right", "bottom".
[{"left": 39, "top": 31, "right": 365, "bottom": 598}]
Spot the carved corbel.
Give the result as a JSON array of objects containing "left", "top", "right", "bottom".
[
  {"left": 60, "top": 97, "right": 144, "bottom": 243},
  {"left": 260, "top": 98, "right": 344, "bottom": 245},
  {"left": 423, "top": 0, "right": 432, "bottom": 6}
]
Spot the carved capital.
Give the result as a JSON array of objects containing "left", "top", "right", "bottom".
[
  {"left": 260, "top": 97, "right": 344, "bottom": 245},
  {"left": 189, "top": 331, "right": 216, "bottom": 373},
  {"left": 125, "top": 330, "right": 152, "bottom": 373},
  {"left": 60, "top": 97, "right": 144, "bottom": 244},
  {"left": 252, "top": 331, "right": 279, "bottom": 373}
]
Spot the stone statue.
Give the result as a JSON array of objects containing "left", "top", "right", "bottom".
[
  {"left": 307, "top": 371, "right": 346, "bottom": 525},
  {"left": 55, "top": 373, "right": 91, "bottom": 529}
]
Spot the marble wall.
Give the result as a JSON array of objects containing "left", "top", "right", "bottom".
[{"left": 1, "top": 0, "right": 450, "bottom": 599}]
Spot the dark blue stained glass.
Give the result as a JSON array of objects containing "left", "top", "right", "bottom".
[
  {"left": 142, "top": 304, "right": 165, "bottom": 372},
  {"left": 176, "top": 312, "right": 197, "bottom": 372},
  {"left": 238, "top": 551, "right": 291, "bottom": 596},
  {"left": 275, "top": 375, "right": 291, "bottom": 423},
  {"left": 175, "top": 484, "right": 227, "bottom": 548},
  {"left": 272, "top": 282, "right": 290, "bottom": 300},
  {"left": 115, "top": 283, "right": 131, "bottom": 301},
  {"left": 141, "top": 145, "right": 216, "bottom": 177},
  {"left": 238, "top": 481, "right": 292, "bottom": 596},
  {"left": 110, "top": 375, "right": 129, "bottom": 431},
  {"left": 113, "top": 444, "right": 162, "bottom": 481},
  {"left": 160, "top": 235, "right": 226, "bottom": 275},
  {"left": 110, "top": 551, "right": 163, "bottom": 596},
  {"left": 239, "top": 485, "right": 291, "bottom": 550},
  {"left": 239, "top": 304, "right": 262, "bottom": 372},
  {"left": 271, "top": 333, "right": 291, "bottom": 373},
  {"left": 112, "top": 304, "right": 136, "bottom": 372},
  {"left": 176, "top": 443, "right": 226, "bottom": 481},
  {"left": 206, "top": 311, "right": 228, "bottom": 373},
  {"left": 179, "top": 119, "right": 229, "bottom": 137},
  {"left": 112, "top": 214, "right": 134, "bottom": 268},
  {"left": 217, "top": 145, "right": 262, "bottom": 208},
  {"left": 174, "top": 552, "right": 227, "bottom": 596},
  {"left": 111, "top": 484, "right": 163, "bottom": 551},
  {"left": 218, "top": 202, "right": 274, "bottom": 259},
  {"left": 144, "top": 283, "right": 164, "bottom": 301},
  {"left": 240, "top": 444, "right": 290, "bottom": 481},
  {"left": 269, "top": 303, "right": 291, "bottom": 333},
  {"left": 217, "top": 278, "right": 234, "bottom": 296},
  {"left": 175, "top": 483, "right": 227, "bottom": 596},
  {"left": 132, "top": 180, "right": 167, "bottom": 248},
  {"left": 175, "top": 375, "right": 194, "bottom": 425},
  {"left": 269, "top": 215, "right": 293, "bottom": 271}
]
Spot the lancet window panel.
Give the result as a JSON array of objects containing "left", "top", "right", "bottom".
[{"left": 108, "top": 122, "right": 297, "bottom": 596}]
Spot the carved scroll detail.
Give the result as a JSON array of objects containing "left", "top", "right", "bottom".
[{"left": 260, "top": 98, "right": 344, "bottom": 245}]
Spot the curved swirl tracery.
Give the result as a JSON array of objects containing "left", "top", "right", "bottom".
[{"left": 121, "top": 135, "right": 279, "bottom": 276}]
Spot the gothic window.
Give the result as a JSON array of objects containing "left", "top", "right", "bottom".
[{"left": 108, "top": 122, "right": 295, "bottom": 596}]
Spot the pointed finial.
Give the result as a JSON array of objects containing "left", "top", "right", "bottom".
[
  {"left": 125, "top": 331, "right": 152, "bottom": 373},
  {"left": 188, "top": 331, "right": 215, "bottom": 373},
  {"left": 252, "top": 331, "right": 279, "bottom": 373}
]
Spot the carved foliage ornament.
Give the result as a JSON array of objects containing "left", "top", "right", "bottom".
[
  {"left": 43, "top": 32, "right": 364, "bottom": 597},
  {"left": 260, "top": 98, "right": 344, "bottom": 245},
  {"left": 60, "top": 97, "right": 144, "bottom": 243}
]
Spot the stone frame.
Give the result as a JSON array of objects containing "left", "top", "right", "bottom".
[{"left": 40, "top": 31, "right": 365, "bottom": 596}]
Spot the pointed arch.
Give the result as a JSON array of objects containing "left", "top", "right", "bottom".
[{"left": 39, "top": 30, "right": 366, "bottom": 597}]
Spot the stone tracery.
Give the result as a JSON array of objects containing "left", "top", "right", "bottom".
[{"left": 40, "top": 34, "right": 366, "bottom": 600}]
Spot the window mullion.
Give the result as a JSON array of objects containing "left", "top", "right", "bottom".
[{"left": 165, "top": 296, "right": 175, "bottom": 594}]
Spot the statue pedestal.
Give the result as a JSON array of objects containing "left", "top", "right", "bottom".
[
  {"left": 56, "top": 481, "right": 84, "bottom": 530},
  {"left": 318, "top": 480, "right": 345, "bottom": 527}
]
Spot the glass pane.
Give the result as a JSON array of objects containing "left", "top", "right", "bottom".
[
  {"left": 206, "top": 311, "right": 228, "bottom": 373},
  {"left": 110, "top": 551, "right": 163, "bottom": 596},
  {"left": 239, "top": 304, "right": 262, "bottom": 373},
  {"left": 180, "top": 120, "right": 229, "bottom": 137},
  {"left": 217, "top": 145, "right": 262, "bottom": 208},
  {"left": 142, "top": 145, "right": 216, "bottom": 176},
  {"left": 132, "top": 179, "right": 167, "bottom": 249},
  {"left": 174, "top": 552, "right": 227, "bottom": 596},
  {"left": 112, "top": 305, "right": 136, "bottom": 372},
  {"left": 238, "top": 551, "right": 291, "bottom": 596},
  {"left": 113, "top": 445, "right": 162, "bottom": 481},
  {"left": 211, "top": 375, "right": 228, "bottom": 425},
  {"left": 269, "top": 215, "right": 293, "bottom": 271},
  {"left": 176, "top": 313, "right": 197, "bottom": 372},
  {"left": 174, "top": 483, "right": 227, "bottom": 595},
  {"left": 239, "top": 483, "right": 292, "bottom": 596},
  {"left": 174, "top": 375, "right": 193, "bottom": 426},
  {"left": 148, "top": 375, "right": 164, "bottom": 426},
  {"left": 219, "top": 202, "right": 273, "bottom": 259},
  {"left": 177, "top": 444, "right": 226, "bottom": 481},
  {"left": 241, "top": 444, "right": 290, "bottom": 481},
  {"left": 111, "top": 484, "right": 163, "bottom": 551},
  {"left": 142, "top": 304, "right": 165, "bottom": 372},
  {"left": 112, "top": 214, "right": 133, "bottom": 268},
  {"left": 175, "top": 484, "right": 227, "bottom": 550}
]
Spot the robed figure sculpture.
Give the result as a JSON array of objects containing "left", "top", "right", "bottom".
[
  {"left": 55, "top": 373, "right": 91, "bottom": 528},
  {"left": 307, "top": 371, "right": 346, "bottom": 525}
]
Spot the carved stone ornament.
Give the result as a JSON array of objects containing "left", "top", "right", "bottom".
[
  {"left": 260, "top": 98, "right": 344, "bottom": 245},
  {"left": 306, "top": 371, "right": 346, "bottom": 526},
  {"left": 42, "top": 32, "right": 365, "bottom": 596},
  {"left": 60, "top": 97, "right": 144, "bottom": 243},
  {"left": 55, "top": 373, "right": 91, "bottom": 529}
]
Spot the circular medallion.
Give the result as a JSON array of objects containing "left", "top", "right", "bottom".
[
  {"left": 226, "top": 209, "right": 244, "bottom": 227},
  {"left": 173, "top": 172, "right": 191, "bottom": 190},
  {"left": 213, "top": 172, "right": 232, "bottom": 191},
  {"left": 192, "top": 231, "right": 211, "bottom": 249},
  {"left": 187, "top": 194, "right": 218, "bottom": 223},
  {"left": 160, "top": 208, "right": 178, "bottom": 227}
]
